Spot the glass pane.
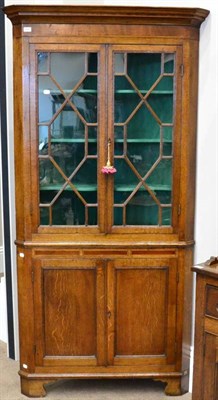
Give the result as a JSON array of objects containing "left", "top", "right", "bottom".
[
  {"left": 113, "top": 52, "right": 175, "bottom": 227},
  {"left": 114, "top": 159, "right": 139, "bottom": 187},
  {"left": 73, "top": 76, "right": 97, "bottom": 123},
  {"left": 38, "top": 76, "right": 61, "bottom": 124},
  {"left": 51, "top": 142, "right": 84, "bottom": 177},
  {"left": 38, "top": 51, "right": 98, "bottom": 226},
  {"left": 127, "top": 143, "right": 159, "bottom": 177},
  {"left": 147, "top": 93, "right": 173, "bottom": 123},
  {"left": 40, "top": 207, "right": 49, "bottom": 225},
  {"left": 164, "top": 54, "right": 174, "bottom": 73},
  {"left": 88, "top": 53, "right": 98, "bottom": 73},
  {"left": 162, "top": 207, "right": 172, "bottom": 225},
  {"left": 127, "top": 53, "right": 161, "bottom": 89},
  {"left": 50, "top": 53, "right": 86, "bottom": 91},
  {"left": 114, "top": 207, "right": 123, "bottom": 225},
  {"left": 114, "top": 76, "right": 140, "bottom": 123},
  {"left": 39, "top": 158, "right": 65, "bottom": 187},
  {"left": 38, "top": 52, "right": 49, "bottom": 74},
  {"left": 126, "top": 190, "right": 159, "bottom": 225},
  {"left": 127, "top": 105, "right": 160, "bottom": 140},
  {"left": 72, "top": 159, "right": 97, "bottom": 185},
  {"left": 52, "top": 190, "right": 85, "bottom": 226},
  {"left": 115, "top": 53, "right": 125, "bottom": 74},
  {"left": 146, "top": 159, "right": 172, "bottom": 188}
]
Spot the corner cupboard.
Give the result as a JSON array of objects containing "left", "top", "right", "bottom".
[{"left": 4, "top": 5, "right": 209, "bottom": 397}]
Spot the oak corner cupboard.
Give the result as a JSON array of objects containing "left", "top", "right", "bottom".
[{"left": 4, "top": 4, "right": 209, "bottom": 398}]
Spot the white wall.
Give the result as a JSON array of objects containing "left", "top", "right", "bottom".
[{"left": 3, "top": 0, "right": 218, "bottom": 388}]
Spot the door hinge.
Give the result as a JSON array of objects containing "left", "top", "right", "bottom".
[
  {"left": 178, "top": 204, "right": 181, "bottom": 216},
  {"left": 180, "top": 64, "right": 184, "bottom": 77},
  {"left": 33, "top": 344, "right": 37, "bottom": 355}
]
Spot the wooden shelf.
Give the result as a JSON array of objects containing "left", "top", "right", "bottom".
[
  {"left": 115, "top": 90, "right": 173, "bottom": 94},
  {"left": 51, "top": 138, "right": 96, "bottom": 143},
  {"left": 40, "top": 184, "right": 97, "bottom": 191},
  {"left": 40, "top": 183, "right": 171, "bottom": 192},
  {"left": 115, "top": 184, "right": 171, "bottom": 191},
  {"left": 115, "top": 138, "right": 172, "bottom": 143}
]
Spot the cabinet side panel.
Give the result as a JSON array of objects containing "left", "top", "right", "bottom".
[
  {"left": 179, "top": 39, "right": 199, "bottom": 241},
  {"left": 13, "top": 36, "right": 24, "bottom": 241},
  {"left": 17, "top": 249, "right": 35, "bottom": 372}
]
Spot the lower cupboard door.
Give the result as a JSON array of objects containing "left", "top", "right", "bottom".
[
  {"left": 107, "top": 258, "right": 177, "bottom": 367},
  {"left": 33, "top": 258, "right": 106, "bottom": 367}
]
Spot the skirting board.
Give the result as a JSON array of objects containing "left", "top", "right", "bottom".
[{"left": 182, "top": 343, "right": 194, "bottom": 392}]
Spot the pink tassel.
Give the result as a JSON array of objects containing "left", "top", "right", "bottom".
[{"left": 101, "top": 166, "right": 117, "bottom": 174}]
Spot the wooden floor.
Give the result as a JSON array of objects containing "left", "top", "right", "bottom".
[{"left": 0, "top": 341, "right": 192, "bottom": 399}]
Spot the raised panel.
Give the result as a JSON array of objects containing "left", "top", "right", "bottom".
[
  {"left": 107, "top": 258, "right": 177, "bottom": 366},
  {"left": 116, "top": 268, "right": 167, "bottom": 355},
  {"left": 44, "top": 268, "right": 96, "bottom": 356},
  {"left": 33, "top": 258, "right": 106, "bottom": 366}
]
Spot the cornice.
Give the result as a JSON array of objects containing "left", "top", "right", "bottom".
[{"left": 3, "top": 5, "right": 209, "bottom": 28}]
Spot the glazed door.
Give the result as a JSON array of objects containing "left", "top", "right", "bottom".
[
  {"left": 107, "top": 258, "right": 178, "bottom": 366},
  {"left": 30, "top": 44, "right": 106, "bottom": 232},
  {"left": 106, "top": 45, "right": 182, "bottom": 232},
  {"left": 30, "top": 43, "right": 182, "bottom": 233},
  {"left": 33, "top": 258, "right": 106, "bottom": 367}
]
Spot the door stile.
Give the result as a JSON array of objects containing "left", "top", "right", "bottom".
[
  {"left": 170, "top": 46, "right": 183, "bottom": 233},
  {"left": 106, "top": 260, "right": 116, "bottom": 365},
  {"left": 33, "top": 259, "right": 45, "bottom": 366},
  {"left": 97, "top": 45, "right": 108, "bottom": 233},
  {"left": 96, "top": 259, "right": 107, "bottom": 366},
  {"left": 165, "top": 258, "right": 178, "bottom": 364},
  {"left": 105, "top": 46, "right": 115, "bottom": 233},
  {"left": 29, "top": 43, "right": 40, "bottom": 233}
]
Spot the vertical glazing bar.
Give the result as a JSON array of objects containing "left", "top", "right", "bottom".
[
  {"left": 123, "top": 206, "right": 126, "bottom": 226},
  {"left": 48, "top": 125, "right": 51, "bottom": 156},
  {"left": 123, "top": 124, "right": 127, "bottom": 156},
  {"left": 124, "top": 53, "right": 127, "bottom": 75},
  {"left": 85, "top": 52, "right": 88, "bottom": 74},
  {"left": 49, "top": 206, "right": 52, "bottom": 226},
  {"left": 84, "top": 124, "right": 88, "bottom": 157},
  {"left": 48, "top": 52, "right": 51, "bottom": 75},
  {"left": 158, "top": 206, "right": 162, "bottom": 226},
  {"left": 161, "top": 52, "right": 164, "bottom": 75},
  {"left": 160, "top": 125, "right": 163, "bottom": 157},
  {"left": 85, "top": 205, "right": 88, "bottom": 226}
]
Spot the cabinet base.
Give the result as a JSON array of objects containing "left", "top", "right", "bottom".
[
  {"left": 20, "top": 374, "right": 187, "bottom": 398},
  {"left": 158, "top": 378, "right": 182, "bottom": 396},
  {"left": 21, "top": 377, "right": 57, "bottom": 398}
]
